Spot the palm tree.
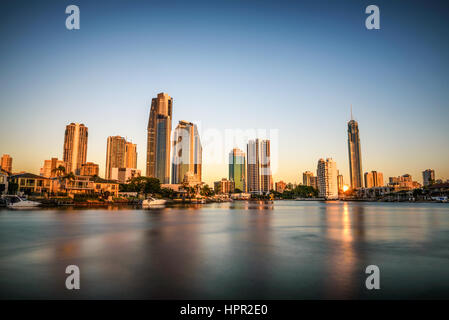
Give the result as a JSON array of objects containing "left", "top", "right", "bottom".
[{"left": 62, "top": 172, "right": 76, "bottom": 193}]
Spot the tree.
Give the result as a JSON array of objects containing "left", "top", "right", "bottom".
[
  {"left": 200, "top": 184, "right": 214, "bottom": 197},
  {"left": 52, "top": 165, "right": 66, "bottom": 178}
]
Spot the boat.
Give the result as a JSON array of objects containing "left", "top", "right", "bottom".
[
  {"left": 5, "top": 195, "right": 41, "bottom": 208},
  {"left": 142, "top": 197, "right": 167, "bottom": 206}
]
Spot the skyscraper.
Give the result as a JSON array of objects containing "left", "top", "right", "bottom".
[
  {"left": 422, "top": 169, "right": 435, "bottom": 186},
  {"left": 0, "top": 154, "right": 12, "bottom": 173},
  {"left": 317, "top": 158, "right": 338, "bottom": 199},
  {"left": 105, "top": 136, "right": 126, "bottom": 179},
  {"left": 171, "top": 120, "right": 202, "bottom": 184},
  {"left": 247, "top": 139, "right": 272, "bottom": 195},
  {"left": 106, "top": 136, "right": 137, "bottom": 179},
  {"left": 147, "top": 93, "right": 172, "bottom": 184},
  {"left": 229, "top": 148, "right": 246, "bottom": 192},
  {"left": 337, "top": 171, "right": 344, "bottom": 192},
  {"left": 347, "top": 110, "right": 363, "bottom": 189},
  {"left": 63, "top": 123, "right": 88, "bottom": 175}
]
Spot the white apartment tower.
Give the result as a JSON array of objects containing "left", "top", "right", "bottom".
[{"left": 317, "top": 158, "right": 338, "bottom": 200}]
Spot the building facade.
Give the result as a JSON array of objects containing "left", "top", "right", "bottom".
[
  {"left": 106, "top": 136, "right": 137, "bottom": 179},
  {"left": 111, "top": 168, "right": 141, "bottom": 184},
  {"left": 347, "top": 118, "right": 363, "bottom": 189},
  {"left": 275, "top": 181, "right": 287, "bottom": 193},
  {"left": 8, "top": 173, "right": 52, "bottom": 195},
  {"left": 63, "top": 123, "right": 88, "bottom": 175},
  {"left": 171, "top": 121, "right": 202, "bottom": 184},
  {"left": 125, "top": 142, "right": 137, "bottom": 169},
  {"left": 388, "top": 174, "right": 421, "bottom": 191},
  {"left": 337, "top": 171, "right": 344, "bottom": 192},
  {"left": 105, "top": 136, "right": 126, "bottom": 179},
  {"left": 80, "top": 162, "right": 99, "bottom": 176},
  {"left": 40, "top": 158, "right": 66, "bottom": 178},
  {"left": 364, "top": 171, "right": 384, "bottom": 188},
  {"left": 247, "top": 139, "right": 273, "bottom": 195},
  {"left": 229, "top": 148, "right": 246, "bottom": 192},
  {"left": 422, "top": 169, "right": 435, "bottom": 186},
  {"left": 317, "top": 158, "right": 338, "bottom": 199},
  {"left": 146, "top": 92, "right": 173, "bottom": 184},
  {"left": 214, "top": 178, "right": 235, "bottom": 194},
  {"left": 0, "top": 154, "right": 12, "bottom": 173}
]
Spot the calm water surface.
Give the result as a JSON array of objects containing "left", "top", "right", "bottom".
[{"left": 0, "top": 201, "right": 448, "bottom": 299}]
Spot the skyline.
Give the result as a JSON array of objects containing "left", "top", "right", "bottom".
[{"left": 1, "top": 0, "right": 449, "bottom": 185}]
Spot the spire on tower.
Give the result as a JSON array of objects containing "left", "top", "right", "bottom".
[{"left": 350, "top": 104, "right": 353, "bottom": 121}]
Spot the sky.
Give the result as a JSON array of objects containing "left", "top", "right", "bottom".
[{"left": 0, "top": 0, "right": 448, "bottom": 186}]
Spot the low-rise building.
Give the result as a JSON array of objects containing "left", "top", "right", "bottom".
[
  {"left": 214, "top": 178, "right": 235, "bottom": 194},
  {"left": 275, "top": 181, "right": 287, "bottom": 193},
  {"left": 8, "top": 173, "right": 52, "bottom": 195}
]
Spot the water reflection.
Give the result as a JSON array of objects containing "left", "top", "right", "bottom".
[{"left": 0, "top": 202, "right": 448, "bottom": 299}]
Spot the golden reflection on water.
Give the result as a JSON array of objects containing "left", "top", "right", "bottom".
[{"left": 323, "top": 202, "right": 364, "bottom": 299}]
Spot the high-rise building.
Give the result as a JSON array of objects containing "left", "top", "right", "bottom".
[
  {"left": 80, "top": 162, "right": 99, "bottom": 177},
  {"left": 364, "top": 171, "right": 384, "bottom": 188},
  {"left": 146, "top": 92, "right": 172, "bottom": 184},
  {"left": 171, "top": 121, "right": 202, "bottom": 184},
  {"left": 229, "top": 148, "right": 246, "bottom": 192},
  {"left": 247, "top": 139, "right": 273, "bottom": 195},
  {"left": 317, "top": 158, "right": 338, "bottom": 199},
  {"left": 105, "top": 136, "right": 137, "bottom": 179},
  {"left": 347, "top": 111, "right": 363, "bottom": 189},
  {"left": 303, "top": 171, "right": 314, "bottom": 186},
  {"left": 125, "top": 142, "right": 137, "bottom": 169},
  {"left": 63, "top": 123, "right": 88, "bottom": 175},
  {"left": 0, "top": 154, "right": 13, "bottom": 173},
  {"left": 303, "top": 171, "right": 318, "bottom": 190},
  {"left": 422, "top": 169, "right": 435, "bottom": 186},
  {"left": 105, "top": 136, "right": 126, "bottom": 179},
  {"left": 337, "top": 171, "right": 344, "bottom": 192},
  {"left": 40, "top": 158, "right": 66, "bottom": 178}
]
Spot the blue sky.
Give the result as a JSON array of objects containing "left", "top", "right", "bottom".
[{"left": 1, "top": 0, "right": 448, "bottom": 185}]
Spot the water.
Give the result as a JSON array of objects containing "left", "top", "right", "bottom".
[{"left": 0, "top": 201, "right": 448, "bottom": 299}]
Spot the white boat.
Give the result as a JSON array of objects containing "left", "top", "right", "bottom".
[
  {"left": 142, "top": 197, "right": 167, "bottom": 206},
  {"left": 6, "top": 196, "right": 41, "bottom": 208}
]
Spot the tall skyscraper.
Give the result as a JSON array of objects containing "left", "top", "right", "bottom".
[
  {"left": 146, "top": 93, "right": 173, "bottom": 184},
  {"left": 422, "top": 169, "right": 435, "bottom": 186},
  {"left": 347, "top": 110, "right": 363, "bottom": 189},
  {"left": 63, "top": 123, "right": 88, "bottom": 175},
  {"left": 247, "top": 139, "right": 272, "bottom": 195},
  {"left": 171, "top": 120, "right": 202, "bottom": 184},
  {"left": 317, "top": 158, "right": 338, "bottom": 199},
  {"left": 0, "top": 154, "right": 13, "bottom": 173},
  {"left": 229, "top": 148, "right": 246, "bottom": 192},
  {"left": 106, "top": 136, "right": 137, "bottom": 179}
]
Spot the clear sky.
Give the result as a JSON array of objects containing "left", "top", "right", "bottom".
[{"left": 1, "top": 0, "right": 448, "bottom": 186}]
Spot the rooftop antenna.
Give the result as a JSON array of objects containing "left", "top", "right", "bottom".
[{"left": 350, "top": 104, "right": 353, "bottom": 121}]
